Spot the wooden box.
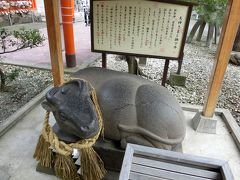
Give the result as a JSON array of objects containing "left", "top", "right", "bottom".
[{"left": 119, "top": 144, "right": 234, "bottom": 180}]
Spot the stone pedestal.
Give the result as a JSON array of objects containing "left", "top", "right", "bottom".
[
  {"left": 36, "top": 163, "right": 55, "bottom": 175},
  {"left": 36, "top": 139, "right": 123, "bottom": 179},
  {"left": 192, "top": 110, "right": 217, "bottom": 134},
  {"left": 230, "top": 52, "right": 240, "bottom": 66},
  {"left": 138, "top": 57, "right": 147, "bottom": 65},
  {"left": 169, "top": 72, "right": 187, "bottom": 86},
  {"left": 94, "top": 139, "right": 125, "bottom": 171}
]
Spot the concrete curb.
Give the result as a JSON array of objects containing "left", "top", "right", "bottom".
[
  {"left": 180, "top": 103, "right": 240, "bottom": 151},
  {"left": 1, "top": 62, "right": 88, "bottom": 73},
  {"left": 0, "top": 85, "right": 53, "bottom": 137},
  {"left": 219, "top": 109, "right": 240, "bottom": 151},
  {"left": 1, "top": 53, "right": 101, "bottom": 74}
]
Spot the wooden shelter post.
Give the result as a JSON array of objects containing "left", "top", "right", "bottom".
[
  {"left": 44, "top": 0, "right": 64, "bottom": 87},
  {"left": 203, "top": 0, "right": 240, "bottom": 117}
]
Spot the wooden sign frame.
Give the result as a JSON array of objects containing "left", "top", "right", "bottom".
[{"left": 90, "top": 0, "right": 193, "bottom": 60}]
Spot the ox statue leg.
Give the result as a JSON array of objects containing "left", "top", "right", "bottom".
[{"left": 119, "top": 132, "right": 155, "bottom": 149}]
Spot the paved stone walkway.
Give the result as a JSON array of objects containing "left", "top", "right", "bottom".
[
  {"left": 1, "top": 19, "right": 202, "bottom": 72},
  {"left": 0, "top": 103, "right": 239, "bottom": 179},
  {"left": 2, "top": 22, "right": 101, "bottom": 72}
]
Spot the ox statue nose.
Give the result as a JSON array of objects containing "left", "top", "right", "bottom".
[
  {"left": 46, "top": 87, "right": 61, "bottom": 105},
  {"left": 80, "top": 120, "right": 95, "bottom": 132}
]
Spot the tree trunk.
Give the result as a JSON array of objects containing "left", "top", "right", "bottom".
[
  {"left": 206, "top": 24, "right": 214, "bottom": 48},
  {"left": 188, "top": 20, "right": 222, "bottom": 46},
  {"left": 126, "top": 56, "right": 149, "bottom": 77},
  {"left": 214, "top": 25, "right": 220, "bottom": 44},
  {"left": 126, "top": 56, "right": 138, "bottom": 74},
  {"left": 196, "top": 21, "right": 206, "bottom": 42},
  {"left": 0, "top": 68, "right": 6, "bottom": 91},
  {"left": 187, "top": 20, "right": 203, "bottom": 43},
  {"left": 233, "top": 25, "right": 240, "bottom": 51}
]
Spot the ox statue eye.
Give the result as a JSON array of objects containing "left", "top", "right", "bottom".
[
  {"left": 61, "top": 87, "right": 69, "bottom": 94},
  {"left": 59, "top": 112, "right": 67, "bottom": 121}
]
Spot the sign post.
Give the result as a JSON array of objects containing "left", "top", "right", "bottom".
[{"left": 90, "top": 0, "right": 193, "bottom": 84}]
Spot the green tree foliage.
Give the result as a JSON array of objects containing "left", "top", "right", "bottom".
[
  {"left": 14, "top": 28, "right": 45, "bottom": 48},
  {"left": 0, "top": 28, "right": 12, "bottom": 53},
  {"left": 0, "top": 28, "right": 45, "bottom": 91},
  {"left": 186, "top": 0, "right": 228, "bottom": 46},
  {"left": 0, "top": 27, "right": 45, "bottom": 54},
  {"left": 0, "top": 67, "right": 21, "bottom": 91},
  {"left": 192, "top": 0, "right": 227, "bottom": 26},
  {"left": 6, "top": 68, "right": 20, "bottom": 82}
]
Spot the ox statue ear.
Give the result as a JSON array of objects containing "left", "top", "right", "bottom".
[{"left": 41, "top": 101, "right": 53, "bottom": 112}]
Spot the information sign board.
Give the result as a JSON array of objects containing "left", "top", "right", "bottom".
[{"left": 91, "top": 0, "right": 193, "bottom": 59}]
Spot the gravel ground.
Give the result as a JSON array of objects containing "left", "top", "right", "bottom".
[
  {"left": 0, "top": 42, "right": 239, "bottom": 126},
  {"left": 0, "top": 65, "right": 52, "bottom": 123},
  {"left": 90, "top": 42, "right": 240, "bottom": 125}
]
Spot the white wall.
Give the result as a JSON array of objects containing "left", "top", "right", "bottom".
[{"left": 36, "top": 0, "right": 45, "bottom": 15}]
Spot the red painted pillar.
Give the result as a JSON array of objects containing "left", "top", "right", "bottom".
[
  {"left": 31, "top": 0, "right": 37, "bottom": 10},
  {"left": 61, "top": 0, "right": 76, "bottom": 67},
  {"left": 71, "top": 0, "right": 75, "bottom": 21}
]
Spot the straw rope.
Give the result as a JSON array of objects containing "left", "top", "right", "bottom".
[
  {"left": 41, "top": 85, "right": 104, "bottom": 156},
  {"left": 33, "top": 78, "right": 106, "bottom": 180}
]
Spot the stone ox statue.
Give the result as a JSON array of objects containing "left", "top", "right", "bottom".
[{"left": 42, "top": 67, "right": 186, "bottom": 150}]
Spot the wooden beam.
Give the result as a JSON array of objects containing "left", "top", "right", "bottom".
[
  {"left": 44, "top": 0, "right": 64, "bottom": 87},
  {"left": 203, "top": 0, "right": 240, "bottom": 117}
]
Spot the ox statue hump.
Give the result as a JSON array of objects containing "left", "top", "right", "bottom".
[{"left": 42, "top": 67, "right": 186, "bottom": 150}]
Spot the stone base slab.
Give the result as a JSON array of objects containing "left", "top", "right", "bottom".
[
  {"left": 192, "top": 110, "right": 217, "bottom": 134},
  {"left": 36, "top": 139, "right": 124, "bottom": 179},
  {"left": 169, "top": 72, "right": 187, "bottom": 86}
]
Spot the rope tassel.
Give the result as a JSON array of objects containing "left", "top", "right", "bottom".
[
  {"left": 33, "top": 134, "right": 53, "bottom": 168},
  {"left": 54, "top": 154, "right": 80, "bottom": 180},
  {"left": 81, "top": 147, "right": 107, "bottom": 180}
]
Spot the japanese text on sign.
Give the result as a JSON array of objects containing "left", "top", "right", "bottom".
[{"left": 92, "top": 0, "right": 190, "bottom": 58}]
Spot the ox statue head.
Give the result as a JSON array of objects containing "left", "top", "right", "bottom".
[{"left": 41, "top": 80, "right": 99, "bottom": 140}]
